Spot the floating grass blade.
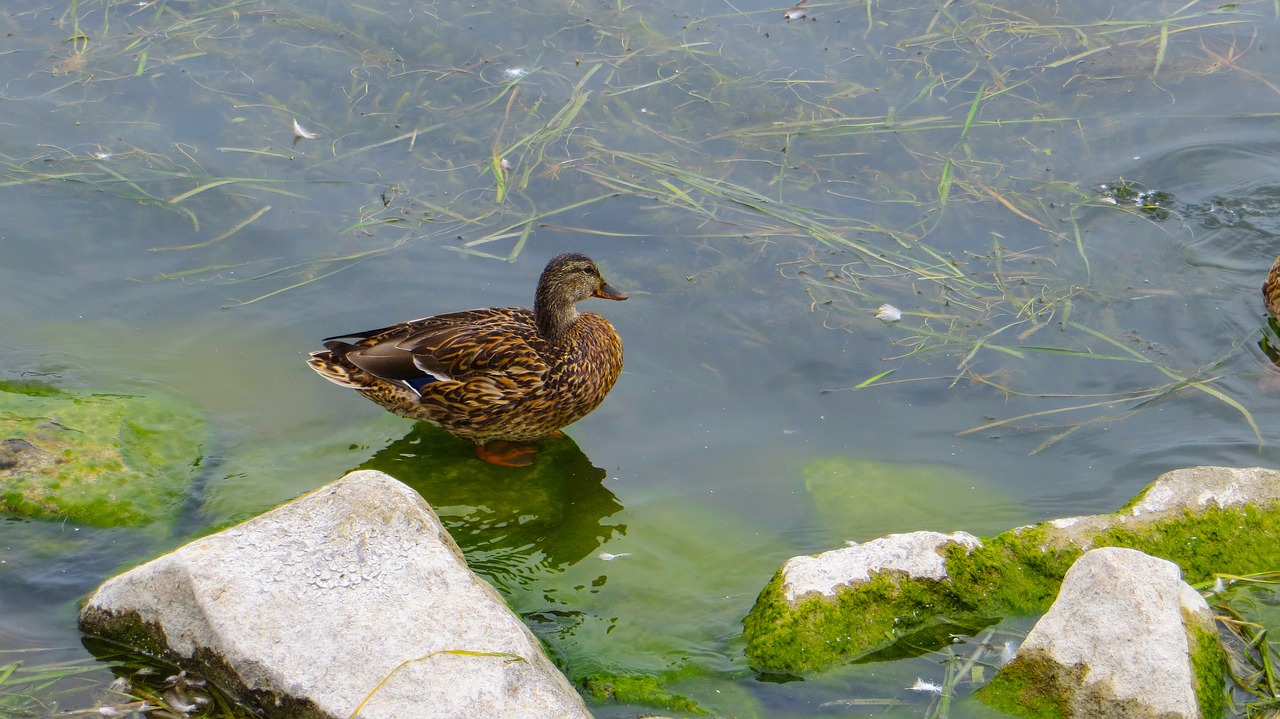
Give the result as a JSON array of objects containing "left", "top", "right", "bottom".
[{"left": 151, "top": 205, "right": 271, "bottom": 252}]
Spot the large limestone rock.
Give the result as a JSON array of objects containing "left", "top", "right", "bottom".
[
  {"left": 78, "top": 470, "right": 592, "bottom": 719},
  {"left": 978, "top": 547, "right": 1224, "bottom": 719}
]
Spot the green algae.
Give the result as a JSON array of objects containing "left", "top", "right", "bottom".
[
  {"left": 1187, "top": 612, "right": 1227, "bottom": 719},
  {"left": 975, "top": 649, "right": 1176, "bottom": 719},
  {"left": 582, "top": 673, "right": 710, "bottom": 715},
  {"left": 0, "top": 379, "right": 68, "bottom": 397},
  {"left": 0, "top": 382, "right": 204, "bottom": 528},
  {"left": 942, "top": 528, "right": 1084, "bottom": 616},
  {"left": 802, "top": 456, "right": 1028, "bottom": 542},
  {"left": 973, "top": 649, "right": 1073, "bottom": 719},
  {"left": 1093, "top": 506, "right": 1280, "bottom": 584}
]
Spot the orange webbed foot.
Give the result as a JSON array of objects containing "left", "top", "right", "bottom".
[{"left": 475, "top": 441, "right": 539, "bottom": 467}]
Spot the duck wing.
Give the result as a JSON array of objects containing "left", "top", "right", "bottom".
[{"left": 325, "top": 308, "right": 550, "bottom": 390}]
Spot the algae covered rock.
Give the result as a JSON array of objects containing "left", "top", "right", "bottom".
[
  {"left": 743, "top": 531, "right": 986, "bottom": 674},
  {"left": 0, "top": 380, "right": 204, "bottom": 527},
  {"left": 744, "top": 466, "right": 1280, "bottom": 676},
  {"left": 978, "top": 547, "right": 1225, "bottom": 719}
]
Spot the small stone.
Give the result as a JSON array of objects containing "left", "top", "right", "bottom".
[{"left": 0, "top": 438, "right": 38, "bottom": 470}]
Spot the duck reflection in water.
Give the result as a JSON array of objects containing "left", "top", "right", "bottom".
[{"left": 356, "top": 423, "right": 625, "bottom": 583}]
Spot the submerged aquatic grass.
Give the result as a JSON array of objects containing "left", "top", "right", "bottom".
[
  {"left": 0, "top": 647, "right": 252, "bottom": 718},
  {"left": 1202, "top": 571, "right": 1280, "bottom": 717}
]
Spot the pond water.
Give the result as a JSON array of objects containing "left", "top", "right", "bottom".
[{"left": 4, "top": 0, "right": 1280, "bottom": 716}]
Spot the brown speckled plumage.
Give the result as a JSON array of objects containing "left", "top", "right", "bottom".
[
  {"left": 307, "top": 253, "right": 626, "bottom": 464},
  {"left": 1266, "top": 255, "right": 1280, "bottom": 319}
]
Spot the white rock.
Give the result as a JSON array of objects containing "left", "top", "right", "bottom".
[
  {"left": 1011, "top": 546, "right": 1214, "bottom": 718},
  {"left": 79, "top": 470, "right": 591, "bottom": 719},
  {"left": 1031, "top": 466, "right": 1280, "bottom": 551},
  {"left": 781, "top": 531, "right": 981, "bottom": 601},
  {"left": 1128, "top": 466, "right": 1280, "bottom": 516}
]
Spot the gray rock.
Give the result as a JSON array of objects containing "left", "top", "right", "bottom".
[
  {"left": 79, "top": 469, "right": 592, "bottom": 719},
  {"left": 981, "top": 547, "right": 1221, "bottom": 719},
  {"left": 781, "top": 530, "right": 982, "bottom": 601},
  {"left": 1034, "top": 465, "right": 1280, "bottom": 550},
  {"left": 1129, "top": 465, "right": 1280, "bottom": 515}
]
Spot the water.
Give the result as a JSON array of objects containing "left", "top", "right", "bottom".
[{"left": 3, "top": 0, "right": 1280, "bottom": 716}]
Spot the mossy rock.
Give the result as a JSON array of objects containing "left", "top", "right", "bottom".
[
  {"left": 743, "top": 467, "right": 1280, "bottom": 676},
  {"left": 974, "top": 618, "right": 1226, "bottom": 719},
  {"left": 0, "top": 380, "right": 204, "bottom": 527},
  {"left": 743, "top": 565, "right": 989, "bottom": 675}
]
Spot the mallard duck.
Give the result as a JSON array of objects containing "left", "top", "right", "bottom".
[
  {"left": 307, "top": 253, "right": 626, "bottom": 467},
  {"left": 1265, "top": 255, "right": 1280, "bottom": 319}
]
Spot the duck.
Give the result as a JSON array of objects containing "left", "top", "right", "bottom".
[
  {"left": 1265, "top": 255, "right": 1280, "bottom": 319},
  {"left": 307, "top": 253, "right": 627, "bottom": 467}
]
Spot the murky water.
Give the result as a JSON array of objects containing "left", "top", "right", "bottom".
[{"left": 4, "top": 0, "right": 1280, "bottom": 716}]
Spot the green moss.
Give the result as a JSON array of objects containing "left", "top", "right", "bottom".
[
  {"left": 742, "top": 566, "right": 979, "bottom": 673},
  {"left": 944, "top": 527, "right": 1083, "bottom": 616},
  {"left": 582, "top": 673, "right": 709, "bottom": 715},
  {"left": 0, "top": 386, "right": 204, "bottom": 528},
  {"left": 1114, "top": 483, "right": 1153, "bottom": 514},
  {"left": 974, "top": 649, "right": 1074, "bottom": 719},
  {"left": 1094, "top": 506, "right": 1280, "bottom": 583},
  {"left": 742, "top": 525, "right": 1088, "bottom": 673},
  {"left": 1187, "top": 612, "right": 1227, "bottom": 719}
]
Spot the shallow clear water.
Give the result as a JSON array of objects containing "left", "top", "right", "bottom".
[{"left": 4, "top": 0, "right": 1280, "bottom": 716}]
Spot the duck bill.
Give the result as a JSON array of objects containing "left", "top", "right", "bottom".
[{"left": 593, "top": 282, "right": 628, "bottom": 301}]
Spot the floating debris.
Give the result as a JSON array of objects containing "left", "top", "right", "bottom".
[
  {"left": 54, "top": 52, "right": 87, "bottom": 75},
  {"left": 999, "top": 641, "right": 1017, "bottom": 665},
  {"left": 597, "top": 552, "right": 631, "bottom": 561},
  {"left": 908, "top": 677, "right": 944, "bottom": 695},
  {"left": 1205, "top": 575, "right": 1227, "bottom": 596},
  {"left": 503, "top": 67, "right": 528, "bottom": 79},
  {"left": 292, "top": 119, "right": 320, "bottom": 141},
  {"left": 783, "top": 0, "right": 808, "bottom": 20},
  {"left": 875, "top": 304, "right": 902, "bottom": 323},
  {"left": 1097, "top": 179, "right": 1174, "bottom": 221},
  {"left": 162, "top": 689, "right": 198, "bottom": 714}
]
